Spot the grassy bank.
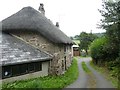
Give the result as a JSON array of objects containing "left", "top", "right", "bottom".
[
  {"left": 2, "top": 57, "right": 79, "bottom": 88},
  {"left": 81, "top": 61, "right": 91, "bottom": 73},
  {"left": 90, "top": 60, "right": 118, "bottom": 88}
]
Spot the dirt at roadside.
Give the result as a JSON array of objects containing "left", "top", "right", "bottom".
[{"left": 87, "top": 73, "right": 96, "bottom": 88}]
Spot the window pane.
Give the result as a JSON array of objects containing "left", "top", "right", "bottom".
[
  {"left": 28, "top": 63, "right": 35, "bottom": 72},
  {"left": 20, "top": 64, "right": 28, "bottom": 74},
  {"left": 2, "top": 66, "right": 11, "bottom": 78},
  {"left": 64, "top": 46, "right": 66, "bottom": 52},
  {"left": 12, "top": 65, "right": 20, "bottom": 76},
  {"left": 0, "top": 66, "right": 2, "bottom": 79},
  {"left": 34, "top": 62, "right": 42, "bottom": 71}
]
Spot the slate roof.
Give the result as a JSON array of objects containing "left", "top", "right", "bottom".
[
  {"left": 1, "top": 6, "right": 73, "bottom": 44},
  {"left": 0, "top": 32, "right": 52, "bottom": 66}
]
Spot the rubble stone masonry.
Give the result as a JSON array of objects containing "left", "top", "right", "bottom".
[{"left": 11, "top": 31, "right": 72, "bottom": 75}]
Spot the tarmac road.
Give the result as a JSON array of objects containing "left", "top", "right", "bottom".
[{"left": 66, "top": 57, "right": 115, "bottom": 88}]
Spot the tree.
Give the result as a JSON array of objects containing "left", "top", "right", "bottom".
[
  {"left": 79, "top": 32, "right": 98, "bottom": 54},
  {"left": 98, "top": 0, "right": 120, "bottom": 58},
  {"left": 70, "top": 36, "right": 73, "bottom": 40},
  {"left": 74, "top": 35, "right": 80, "bottom": 40}
]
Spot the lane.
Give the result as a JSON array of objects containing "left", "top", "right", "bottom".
[
  {"left": 66, "top": 57, "right": 114, "bottom": 88},
  {"left": 79, "top": 57, "right": 96, "bottom": 88},
  {"left": 85, "top": 58, "right": 114, "bottom": 88},
  {"left": 66, "top": 58, "right": 88, "bottom": 88}
]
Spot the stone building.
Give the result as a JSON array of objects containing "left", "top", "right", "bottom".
[
  {"left": 0, "top": 32, "right": 52, "bottom": 83},
  {"left": 1, "top": 6, "right": 73, "bottom": 82}
]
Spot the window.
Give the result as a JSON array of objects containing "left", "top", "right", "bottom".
[
  {"left": 34, "top": 62, "right": 42, "bottom": 71},
  {"left": 62, "top": 60, "right": 65, "bottom": 70},
  {"left": 64, "top": 46, "right": 66, "bottom": 52},
  {"left": 2, "top": 66, "right": 12, "bottom": 78},
  {"left": 12, "top": 65, "right": 20, "bottom": 76},
  {"left": 20, "top": 64, "right": 28, "bottom": 74},
  {"left": 0, "top": 66, "right": 2, "bottom": 79},
  {"left": 69, "top": 46, "right": 71, "bottom": 50},
  {"left": 28, "top": 63, "right": 35, "bottom": 72},
  {"left": 67, "top": 46, "right": 68, "bottom": 51},
  {"left": 2, "top": 61, "right": 43, "bottom": 79}
]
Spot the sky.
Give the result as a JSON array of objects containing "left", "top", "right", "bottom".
[{"left": 0, "top": 0, "right": 106, "bottom": 36}]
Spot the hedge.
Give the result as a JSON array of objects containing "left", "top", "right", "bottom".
[{"left": 89, "top": 36, "right": 108, "bottom": 62}]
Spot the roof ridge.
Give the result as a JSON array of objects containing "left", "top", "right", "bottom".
[{"left": 2, "top": 6, "right": 73, "bottom": 44}]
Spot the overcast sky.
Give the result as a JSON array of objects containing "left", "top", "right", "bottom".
[{"left": 0, "top": 0, "right": 106, "bottom": 36}]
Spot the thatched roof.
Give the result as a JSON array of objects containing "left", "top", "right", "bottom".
[
  {"left": 2, "top": 6, "right": 73, "bottom": 44},
  {"left": 1, "top": 32, "right": 52, "bottom": 66}
]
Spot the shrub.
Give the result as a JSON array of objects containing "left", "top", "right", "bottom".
[
  {"left": 89, "top": 36, "right": 108, "bottom": 61},
  {"left": 88, "top": 36, "right": 115, "bottom": 65}
]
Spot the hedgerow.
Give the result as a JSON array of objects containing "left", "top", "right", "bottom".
[{"left": 89, "top": 36, "right": 108, "bottom": 61}]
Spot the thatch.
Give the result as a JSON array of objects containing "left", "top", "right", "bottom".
[{"left": 2, "top": 6, "right": 73, "bottom": 44}]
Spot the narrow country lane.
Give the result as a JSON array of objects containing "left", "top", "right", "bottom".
[
  {"left": 66, "top": 57, "right": 115, "bottom": 88},
  {"left": 85, "top": 58, "right": 114, "bottom": 88},
  {"left": 66, "top": 58, "right": 88, "bottom": 88}
]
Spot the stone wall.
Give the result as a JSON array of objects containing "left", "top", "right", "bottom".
[{"left": 11, "top": 31, "right": 72, "bottom": 75}]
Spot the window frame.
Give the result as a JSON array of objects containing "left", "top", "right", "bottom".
[
  {"left": 2, "top": 61, "right": 43, "bottom": 79},
  {"left": 2, "top": 66, "right": 12, "bottom": 79}
]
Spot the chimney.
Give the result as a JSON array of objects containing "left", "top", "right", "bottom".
[
  {"left": 56, "top": 22, "right": 59, "bottom": 28},
  {"left": 38, "top": 3, "right": 45, "bottom": 15}
]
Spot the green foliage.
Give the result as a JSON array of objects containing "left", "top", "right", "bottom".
[
  {"left": 89, "top": 36, "right": 109, "bottom": 60},
  {"left": 73, "top": 40, "right": 80, "bottom": 45},
  {"left": 94, "top": 33, "right": 105, "bottom": 38},
  {"left": 98, "top": 0, "right": 120, "bottom": 58},
  {"left": 89, "top": 1, "right": 120, "bottom": 88},
  {"left": 41, "top": 58, "right": 79, "bottom": 88},
  {"left": 70, "top": 36, "right": 73, "bottom": 40},
  {"left": 79, "top": 32, "right": 98, "bottom": 54},
  {"left": 2, "top": 58, "right": 79, "bottom": 88},
  {"left": 98, "top": 0, "right": 120, "bottom": 28},
  {"left": 81, "top": 61, "right": 91, "bottom": 73},
  {"left": 90, "top": 60, "right": 118, "bottom": 88},
  {"left": 2, "top": 79, "right": 42, "bottom": 89},
  {"left": 74, "top": 35, "right": 80, "bottom": 40}
]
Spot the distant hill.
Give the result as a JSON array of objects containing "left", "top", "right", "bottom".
[
  {"left": 70, "top": 32, "right": 105, "bottom": 44},
  {"left": 93, "top": 33, "right": 105, "bottom": 37},
  {"left": 72, "top": 40, "right": 80, "bottom": 45}
]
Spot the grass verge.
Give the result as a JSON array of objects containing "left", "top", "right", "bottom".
[
  {"left": 2, "top": 57, "right": 79, "bottom": 88},
  {"left": 81, "top": 61, "right": 96, "bottom": 88},
  {"left": 81, "top": 61, "right": 91, "bottom": 73},
  {"left": 90, "top": 60, "right": 118, "bottom": 88}
]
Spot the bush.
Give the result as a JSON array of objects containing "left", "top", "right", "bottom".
[
  {"left": 89, "top": 36, "right": 119, "bottom": 64},
  {"left": 89, "top": 36, "right": 108, "bottom": 61}
]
